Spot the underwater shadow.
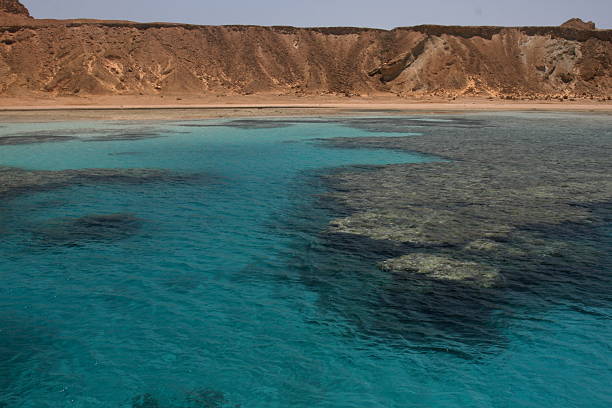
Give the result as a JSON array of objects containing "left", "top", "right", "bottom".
[
  {"left": 131, "top": 388, "right": 240, "bottom": 408},
  {"left": 249, "top": 168, "right": 508, "bottom": 359},
  {"left": 30, "top": 213, "right": 143, "bottom": 248},
  {"left": 0, "top": 315, "right": 57, "bottom": 405}
]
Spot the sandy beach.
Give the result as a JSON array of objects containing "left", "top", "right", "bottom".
[{"left": 0, "top": 95, "right": 610, "bottom": 122}]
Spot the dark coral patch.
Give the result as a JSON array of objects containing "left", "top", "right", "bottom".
[{"left": 33, "top": 213, "right": 142, "bottom": 247}]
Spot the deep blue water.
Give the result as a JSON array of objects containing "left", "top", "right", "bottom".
[{"left": 0, "top": 115, "right": 610, "bottom": 408}]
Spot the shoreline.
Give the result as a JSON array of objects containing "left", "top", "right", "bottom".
[{"left": 0, "top": 96, "right": 611, "bottom": 122}]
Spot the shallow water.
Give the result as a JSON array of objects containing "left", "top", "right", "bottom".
[{"left": 0, "top": 115, "right": 610, "bottom": 408}]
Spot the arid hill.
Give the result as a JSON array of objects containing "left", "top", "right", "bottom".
[
  {"left": 0, "top": 1, "right": 611, "bottom": 99},
  {"left": 0, "top": 0, "right": 30, "bottom": 25},
  {"left": 561, "top": 18, "right": 597, "bottom": 31},
  {"left": 0, "top": 0, "right": 29, "bottom": 17}
]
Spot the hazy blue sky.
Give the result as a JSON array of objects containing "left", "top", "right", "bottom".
[{"left": 24, "top": 0, "right": 612, "bottom": 29}]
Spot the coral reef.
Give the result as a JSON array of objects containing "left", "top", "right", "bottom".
[
  {"left": 33, "top": 213, "right": 142, "bottom": 247},
  {"left": 318, "top": 114, "right": 612, "bottom": 287}
]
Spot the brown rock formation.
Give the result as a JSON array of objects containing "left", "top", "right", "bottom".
[
  {"left": 0, "top": 0, "right": 30, "bottom": 26},
  {"left": 0, "top": 0, "right": 30, "bottom": 16},
  {"left": 0, "top": 3, "right": 610, "bottom": 99},
  {"left": 561, "top": 18, "right": 596, "bottom": 31}
]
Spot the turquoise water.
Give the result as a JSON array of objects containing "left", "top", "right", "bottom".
[{"left": 0, "top": 116, "right": 611, "bottom": 408}]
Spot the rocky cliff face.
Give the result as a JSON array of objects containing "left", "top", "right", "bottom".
[
  {"left": 561, "top": 18, "right": 596, "bottom": 31},
  {"left": 0, "top": 9, "right": 610, "bottom": 99},
  {"left": 0, "top": 0, "right": 30, "bottom": 16},
  {"left": 0, "top": 0, "right": 31, "bottom": 26}
]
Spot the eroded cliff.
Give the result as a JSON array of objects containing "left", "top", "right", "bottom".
[
  {"left": 0, "top": 1, "right": 610, "bottom": 99},
  {"left": 0, "top": 0, "right": 30, "bottom": 17}
]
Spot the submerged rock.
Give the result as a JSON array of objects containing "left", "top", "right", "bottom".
[
  {"left": 0, "top": 125, "right": 168, "bottom": 145},
  {"left": 339, "top": 116, "right": 490, "bottom": 133},
  {"left": 82, "top": 132, "right": 164, "bottom": 142},
  {"left": 132, "top": 394, "right": 161, "bottom": 408},
  {"left": 321, "top": 115, "right": 612, "bottom": 290},
  {"left": 130, "top": 389, "right": 237, "bottom": 408},
  {"left": 0, "top": 166, "right": 190, "bottom": 198},
  {"left": 181, "top": 119, "right": 294, "bottom": 129},
  {"left": 380, "top": 253, "right": 504, "bottom": 288},
  {"left": 186, "top": 389, "right": 235, "bottom": 408},
  {"left": 34, "top": 213, "right": 142, "bottom": 247},
  {"left": 464, "top": 239, "right": 504, "bottom": 252},
  {"left": 329, "top": 208, "right": 513, "bottom": 247},
  {"left": 0, "top": 135, "right": 77, "bottom": 145}
]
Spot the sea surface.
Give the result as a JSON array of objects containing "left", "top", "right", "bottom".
[{"left": 0, "top": 115, "right": 610, "bottom": 408}]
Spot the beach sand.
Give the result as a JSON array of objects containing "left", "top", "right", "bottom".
[{"left": 0, "top": 95, "right": 610, "bottom": 122}]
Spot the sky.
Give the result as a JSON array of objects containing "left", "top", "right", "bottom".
[{"left": 24, "top": 0, "right": 612, "bottom": 29}]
